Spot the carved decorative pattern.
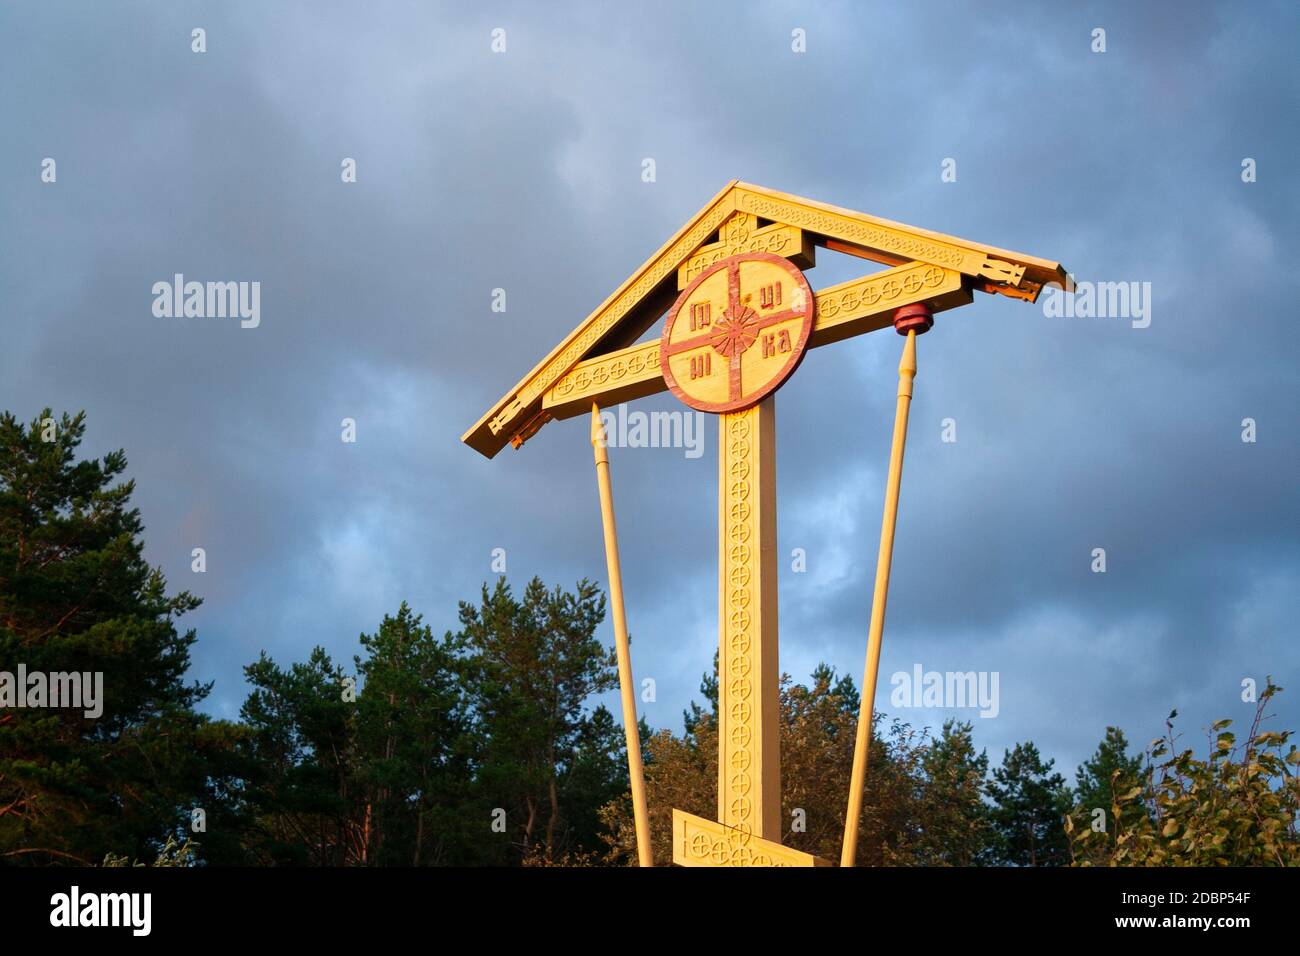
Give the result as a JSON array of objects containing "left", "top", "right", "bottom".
[
  {"left": 661, "top": 252, "right": 814, "bottom": 414},
  {"left": 720, "top": 410, "right": 756, "bottom": 863},
  {"left": 816, "top": 262, "right": 946, "bottom": 320},
  {"left": 681, "top": 213, "right": 798, "bottom": 285},
  {"left": 512, "top": 201, "right": 735, "bottom": 411},
  {"left": 683, "top": 819, "right": 789, "bottom": 869},
  {"left": 551, "top": 345, "right": 659, "bottom": 399},
  {"left": 735, "top": 192, "right": 969, "bottom": 269},
  {"left": 490, "top": 201, "right": 733, "bottom": 436},
  {"left": 547, "top": 263, "right": 955, "bottom": 410}
]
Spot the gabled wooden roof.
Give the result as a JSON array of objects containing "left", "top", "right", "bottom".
[{"left": 463, "top": 181, "right": 1070, "bottom": 458}]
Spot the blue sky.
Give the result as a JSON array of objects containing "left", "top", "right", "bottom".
[{"left": 1, "top": 0, "right": 1296, "bottom": 781}]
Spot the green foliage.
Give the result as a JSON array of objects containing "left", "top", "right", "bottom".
[
  {"left": 1066, "top": 725, "right": 1147, "bottom": 862},
  {"left": 237, "top": 646, "right": 363, "bottom": 865},
  {"left": 1067, "top": 682, "right": 1299, "bottom": 866},
  {"left": 457, "top": 577, "right": 619, "bottom": 863},
  {"left": 6, "top": 409, "right": 1295, "bottom": 868},
  {"left": 234, "top": 606, "right": 478, "bottom": 866},
  {"left": 0, "top": 410, "right": 213, "bottom": 866},
  {"left": 1074, "top": 726, "right": 1144, "bottom": 822},
  {"left": 101, "top": 835, "right": 196, "bottom": 867},
  {"left": 601, "top": 664, "right": 999, "bottom": 867},
  {"left": 226, "top": 578, "right": 622, "bottom": 866},
  {"left": 987, "top": 741, "right": 1072, "bottom": 866},
  {"left": 682, "top": 650, "right": 719, "bottom": 738},
  {"left": 916, "top": 720, "right": 996, "bottom": 865},
  {"left": 354, "top": 603, "right": 476, "bottom": 865}
]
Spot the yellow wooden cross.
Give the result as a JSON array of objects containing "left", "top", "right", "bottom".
[{"left": 463, "top": 182, "right": 1070, "bottom": 867}]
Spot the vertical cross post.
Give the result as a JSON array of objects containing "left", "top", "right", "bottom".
[{"left": 717, "top": 396, "right": 780, "bottom": 841}]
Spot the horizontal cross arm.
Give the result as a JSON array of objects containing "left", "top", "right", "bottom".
[{"left": 542, "top": 262, "right": 969, "bottom": 419}]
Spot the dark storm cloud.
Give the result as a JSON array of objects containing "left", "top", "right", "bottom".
[{"left": 1, "top": 1, "right": 1295, "bottom": 775}]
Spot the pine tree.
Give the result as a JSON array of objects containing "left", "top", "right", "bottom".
[
  {"left": 917, "top": 720, "right": 995, "bottom": 865},
  {"left": 988, "top": 741, "right": 1072, "bottom": 866},
  {"left": 352, "top": 602, "right": 474, "bottom": 865},
  {"left": 0, "top": 410, "right": 211, "bottom": 864},
  {"left": 238, "top": 646, "right": 359, "bottom": 865},
  {"left": 235, "top": 614, "right": 480, "bottom": 867},
  {"left": 1073, "top": 726, "right": 1145, "bottom": 832},
  {"left": 556, "top": 703, "right": 628, "bottom": 859},
  {"left": 455, "top": 577, "right": 618, "bottom": 863},
  {"left": 682, "top": 649, "right": 718, "bottom": 739}
]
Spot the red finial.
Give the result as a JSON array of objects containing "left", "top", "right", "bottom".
[{"left": 892, "top": 303, "right": 933, "bottom": 335}]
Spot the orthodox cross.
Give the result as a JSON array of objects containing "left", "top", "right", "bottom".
[{"left": 463, "top": 181, "right": 1070, "bottom": 866}]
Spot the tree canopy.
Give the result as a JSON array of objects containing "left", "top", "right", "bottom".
[
  {"left": 0, "top": 410, "right": 212, "bottom": 865},
  {"left": 2, "top": 410, "right": 1295, "bottom": 867}
]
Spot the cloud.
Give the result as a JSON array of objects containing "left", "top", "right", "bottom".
[{"left": 1, "top": 1, "right": 1296, "bottom": 775}]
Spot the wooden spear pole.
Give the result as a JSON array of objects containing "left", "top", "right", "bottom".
[
  {"left": 590, "top": 403, "right": 654, "bottom": 866},
  {"left": 841, "top": 304, "right": 930, "bottom": 867}
]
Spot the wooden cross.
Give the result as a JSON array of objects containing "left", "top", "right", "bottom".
[{"left": 463, "top": 182, "right": 1070, "bottom": 867}]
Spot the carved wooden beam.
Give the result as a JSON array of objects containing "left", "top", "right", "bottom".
[
  {"left": 672, "top": 809, "right": 830, "bottom": 867},
  {"left": 541, "top": 262, "right": 969, "bottom": 421}
]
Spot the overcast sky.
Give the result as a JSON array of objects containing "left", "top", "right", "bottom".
[{"left": 2, "top": 0, "right": 1296, "bottom": 781}]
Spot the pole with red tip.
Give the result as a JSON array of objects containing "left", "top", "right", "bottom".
[{"left": 840, "top": 302, "right": 932, "bottom": 867}]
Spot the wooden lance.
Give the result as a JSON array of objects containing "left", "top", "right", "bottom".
[
  {"left": 841, "top": 303, "right": 931, "bottom": 867},
  {"left": 590, "top": 403, "right": 654, "bottom": 866}
]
